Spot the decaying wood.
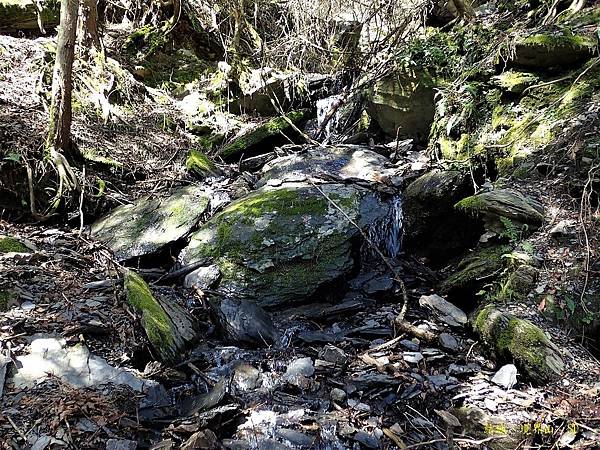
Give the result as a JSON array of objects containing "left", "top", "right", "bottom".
[{"left": 472, "top": 305, "right": 564, "bottom": 384}]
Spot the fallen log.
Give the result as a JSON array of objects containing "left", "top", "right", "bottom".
[{"left": 472, "top": 304, "right": 564, "bottom": 384}]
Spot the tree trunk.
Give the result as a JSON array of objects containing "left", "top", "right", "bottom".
[
  {"left": 79, "top": 0, "right": 100, "bottom": 49},
  {"left": 46, "top": 0, "right": 78, "bottom": 158}
]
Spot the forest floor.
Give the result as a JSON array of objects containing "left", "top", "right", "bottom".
[{"left": 1, "top": 21, "right": 600, "bottom": 450}]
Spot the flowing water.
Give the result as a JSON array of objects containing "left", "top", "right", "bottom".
[
  {"left": 362, "top": 194, "right": 403, "bottom": 260},
  {"left": 316, "top": 94, "right": 343, "bottom": 141}
]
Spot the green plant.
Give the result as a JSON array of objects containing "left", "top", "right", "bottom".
[{"left": 498, "top": 217, "right": 528, "bottom": 243}]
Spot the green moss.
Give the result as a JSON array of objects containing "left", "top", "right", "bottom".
[
  {"left": 442, "top": 246, "right": 509, "bottom": 293},
  {"left": 186, "top": 149, "right": 217, "bottom": 177},
  {"left": 223, "top": 188, "right": 328, "bottom": 218},
  {"left": 124, "top": 270, "right": 174, "bottom": 358},
  {"left": 219, "top": 110, "right": 308, "bottom": 159},
  {"left": 82, "top": 148, "right": 123, "bottom": 168},
  {"left": 520, "top": 33, "right": 597, "bottom": 51},
  {"left": 493, "top": 71, "right": 538, "bottom": 93},
  {"left": 455, "top": 195, "right": 486, "bottom": 213},
  {"left": 0, "top": 290, "right": 14, "bottom": 311},
  {"left": 0, "top": 236, "right": 28, "bottom": 253}
]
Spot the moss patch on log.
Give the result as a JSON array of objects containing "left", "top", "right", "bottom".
[
  {"left": 124, "top": 270, "right": 176, "bottom": 361},
  {"left": 473, "top": 304, "right": 564, "bottom": 384}
]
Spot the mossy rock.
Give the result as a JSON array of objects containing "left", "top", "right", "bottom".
[
  {"left": 186, "top": 149, "right": 221, "bottom": 179},
  {"left": 511, "top": 32, "right": 597, "bottom": 68},
  {"left": 402, "top": 170, "right": 479, "bottom": 260},
  {"left": 440, "top": 245, "right": 508, "bottom": 295},
  {"left": 0, "top": 236, "right": 29, "bottom": 253},
  {"left": 218, "top": 110, "right": 309, "bottom": 161},
  {"left": 124, "top": 270, "right": 198, "bottom": 363},
  {"left": 473, "top": 304, "right": 564, "bottom": 384},
  {"left": 0, "top": 0, "right": 59, "bottom": 33},
  {"left": 180, "top": 182, "right": 396, "bottom": 307},
  {"left": 365, "top": 68, "right": 436, "bottom": 144},
  {"left": 492, "top": 71, "right": 539, "bottom": 94},
  {"left": 498, "top": 264, "right": 538, "bottom": 301},
  {"left": 91, "top": 186, "right": 210, "bottom": 261},
  {"left": 455, "top": 189, "right": 544, "bottom": 234}
]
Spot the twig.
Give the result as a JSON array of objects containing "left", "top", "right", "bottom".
[{"left": 305, "top": 177, "right": 409, "bottom": 321}]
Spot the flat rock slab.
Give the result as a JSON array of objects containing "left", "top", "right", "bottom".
[
  {"left": 257, "top": 146, "right": 391, "bottom": 187},
  {"left": 91, "top": 186, "right": 210, "bottom": 261},
  {"left": 419, "top": 294, "right": 467, "bottom": 327},
  {"left": 456, "top": 189, "right": 544, "bottom": 233},
  {"left": 10, "top": 336, "right": 166, "bottom": 408}
]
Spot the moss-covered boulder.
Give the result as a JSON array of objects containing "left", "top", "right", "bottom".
[
  {"left": 186, "top": 149, "right": 221, "bottom": 179},
  {"left": 492, "top": 71, "right": 539, "bottom": 94},
  {"left": 441, "top": 245, "right": 508, "bottom": 295},
  {"left": 218, "top": 111, "right": 309, "bottom": 161},
  {"left": 402, "top": 170, "right": 478, "bottom": 261},
  {"left": 179, "top": 182, "right": 397, "bottom": 307},
  {"left": 499, "top": 264, "right": 538, "bottom": 301},
  {"left": 91, "top": 186, "right": 210, "bottom": 261},
  {"left": 473, "top": 305, "right": 564, "bottom": 384},
  {"left": 257, "top": 145, "right": 390, "bottom": 187},
  {"left": 511, "top": 32, "right": 597, "bottom": 68},
  {"left": 0, "top": 236, "right": 29, "bottom": 254},
  {"left": 0, "top": 0, "right": 59, "bottom": 33},
  {"left": 124, "top": 270, "right": 198, "bottom": 363},
  {"left": 365, "top": 69, "right": 436, "bottom": 143},
  {"left": 455, "top": 189, "right": 544, "bottom": 234}
]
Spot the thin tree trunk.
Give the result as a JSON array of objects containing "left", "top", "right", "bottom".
[
  {"left": 46, "top": 0, "right": 78, "bottom": 158},
  {"left": 80, "top": 0, "right": 101, "bottom": 50}
]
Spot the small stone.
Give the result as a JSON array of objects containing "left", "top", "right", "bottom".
[
  {"left": 439, "top": 333, "right": 460, "bottom": 352},
  {"left": 403, "top": 352, "right": 423, "bottom": 364},
  {"left": 106, "top": 439, "right": 137, "bottom": 450},
  {"left": 491, "top": 364, "right": 518, "bottom": 389},
  {"left": 330, "top": 388, "right": 347, "bottom": 403},
  {"left": 400, "top": 339, "right": 419, "bottom": 351},
  {"left": 318, "top": 345, "right": 347, "bottom": 365},
  {"left": 419, "top": 294, "right": 467, "bottom": 327},
  {"left": 354, "top": 431, "right": 379, "bottom": 449},
  {"left": 183, "top": 264, "right": 220, "bottom": 289},
  {"left": 479, "top": 231, "right": 497, "bottom": 244},
  {"left": 233, "top": 363, "right": 261, "bottom": 391},
  {"left": 427, "top": 374, "right": 457, "bottom": 389},
  {"left": 286, "top": 357, "right": 315, "bottom": 378},
  {"left": 353, "top": 402, "right": 371, "bottom": 412},
  {"left": 484, "top": 398, "right": 498, "bottom": 412},
  {"left": 550, "top": 220, "right": 576, "bottom": 238},
  {"left": 20, "top": 301, "right": 36, "bottom": 311}
]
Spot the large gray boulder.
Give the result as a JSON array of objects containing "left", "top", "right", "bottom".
[
  {"left": 257, "top": 145, "right": 391, "bottom": 187},
  {"left": 179, "top": 182, "right": 397, "bottom": 307},
  {"left": 365, "top": 69, "right": 436, "bottom": 143},
  {"left": 90, "top": 186, "right": 210, "bottom": 261}
]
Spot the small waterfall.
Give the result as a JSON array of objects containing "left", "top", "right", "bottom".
[
  {"left": 362, "top": 195, "right": 403, "bottom": 260},
  {"left": 316, "top": 94, "right": 343, "bottom": 141}
]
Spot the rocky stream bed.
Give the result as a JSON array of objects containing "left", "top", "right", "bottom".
[{"left": 2, "top": 140, "right": 600, "bottom": 449}]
